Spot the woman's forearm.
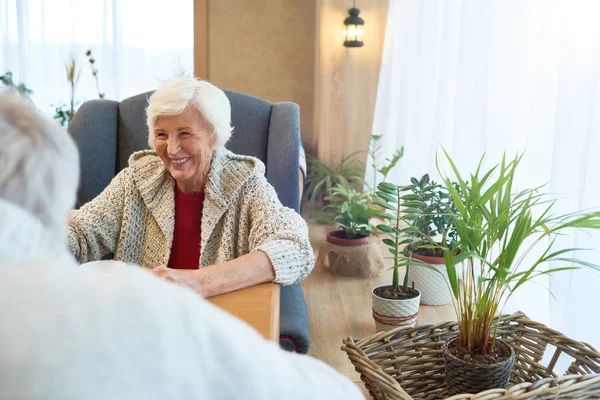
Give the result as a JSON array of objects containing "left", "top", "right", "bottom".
[{"left": 170, "top": 250, "right": 276, "bottom": 298}]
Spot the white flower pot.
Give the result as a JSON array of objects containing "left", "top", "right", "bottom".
[
  {"left": 371, "top": 285, "right": 421, "bottom": 332},
  {"left": 410, "top": 253, "right": 451, "bottom": 305}
]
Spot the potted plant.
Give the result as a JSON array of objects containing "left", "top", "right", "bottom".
[
  {"left": 319, "top": 184, "right": 384, "bottom": 277},
  {"left": 370, "top": 182, "right": 423, "bottom": 331},
  {"left": 436, "top": 150, "right": 600, "bottom": 395},
  {"left": 398, "top": 174, "right": 460, "bottom": 305},
  {"left": 305, "top": 152, "right": 365, "bottom": 208}
]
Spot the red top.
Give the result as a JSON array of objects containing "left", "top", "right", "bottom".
[{"left": 167, "top": 185, "right": 204, "bottom": 270}]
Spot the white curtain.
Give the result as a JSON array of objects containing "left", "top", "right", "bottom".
[
  {"left": 369, "top": 0, "right": 600, "bottom": 353},
  {"left": 1, "top": 0, "right": 193, "bottom": 116}
]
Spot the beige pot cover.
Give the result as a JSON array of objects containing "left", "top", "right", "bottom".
[{"left": 318, "top": 237, "right": 384, "bottom": 277}]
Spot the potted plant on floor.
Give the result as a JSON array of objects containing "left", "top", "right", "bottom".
[
  {"left": 318, "top": 183, "right": 384, "bottom": 277},
  {"left": 370, "top": 182, "right": 425, "bottom": 331},
  {"left": 399, "top": 174, "right": 461, "bottom": 305},
  {"left": 305, "top": 152, "right": 365, "bottom": 208},
  {"left": 437, "top": 150, "right": 600, "bottom": 395}
]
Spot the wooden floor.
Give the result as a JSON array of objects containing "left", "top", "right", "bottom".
[{"left": 301, "top": 221, "right": 456, "bottom": 389}]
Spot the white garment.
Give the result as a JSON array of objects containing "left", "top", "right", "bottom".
[{"left": 0, "top": 198, "right": 364, "bottom": 400}]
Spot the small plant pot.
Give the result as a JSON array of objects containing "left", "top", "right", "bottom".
[
  {"left": 322, "top": 231, "right": 383, "bottom": 277},
  {"left": 408, "top": 249, "right": 451, "bottom": 305},
  {"left": 442, "top": 337, "right": 515, "bottom": 396},
  {"left": 326, "top": 230, "right": 370, "bottom": 246},
  {"left": 371, "top": 285, "right": 421, "bottom": 332}
]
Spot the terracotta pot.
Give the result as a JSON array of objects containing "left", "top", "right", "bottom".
[
  {"left": 408, "top": 247, "right": 452, "bottom": 305},
  {"left": 371, "top": 285, "right": 421, "bottom": 332},
  {"left": 443, "top": 337, "right": 515, "bottom": 396},
  {"left": 326, "top": 229, "right": 370, "bottom": 246}
]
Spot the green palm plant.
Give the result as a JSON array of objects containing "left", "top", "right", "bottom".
[
  {"left": 305, "top": 152, "right": 365, "bottom": 207},
  {"left": 438, "top": 150, "right": 600, "bottom": 355}
]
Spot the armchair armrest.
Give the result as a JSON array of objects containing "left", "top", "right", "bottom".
[{"left": 279, "top": 283, "right": 310, "bottom": 354}]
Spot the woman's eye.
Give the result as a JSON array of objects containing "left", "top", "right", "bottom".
[
  {"left": 180, "top": 132, "right": 190, "bottom": 136},
  {"left": 156, "top": 132, "right": 167, "bottom": 138}
]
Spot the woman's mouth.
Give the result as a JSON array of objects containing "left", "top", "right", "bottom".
[{"left": 171, "top": 157, "right": 191, "bottom": 165}]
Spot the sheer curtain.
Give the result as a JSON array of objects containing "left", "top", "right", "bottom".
[
  {"left": 1, "top": 0, "right": 193, "bottom": 116},
  {"left": 369, "top": 0, "right": 600, "bottom": 351}
]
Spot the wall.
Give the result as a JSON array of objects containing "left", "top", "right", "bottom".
[
  {"left": 196, "top": 0, "right": 318, "bottom": 155},
  {"left": 194, "top": 0, "right": 388, "bottom": 166},
  {"left": 316, "top": 0, "right": 389, "bottom": 167}
]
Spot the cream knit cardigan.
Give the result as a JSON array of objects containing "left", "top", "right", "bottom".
[{"left": 68, "top": 149, "right": 314, "bottom": 285}]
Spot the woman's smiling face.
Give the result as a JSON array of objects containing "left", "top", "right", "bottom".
[{"left": 153, "top": 105, "right": 215, "bottom": 194}]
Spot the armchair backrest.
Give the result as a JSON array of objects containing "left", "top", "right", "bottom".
[{"left": 70, "top": 90, "right": 300, "bottom": 212}]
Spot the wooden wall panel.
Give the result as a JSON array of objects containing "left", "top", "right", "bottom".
[
  {"left": 193, "top": 0, "right": 388, "bottom": 165},
  {"left": 316, "top": 0, "right": 388, "bottom": 167},
  {"left": 194, "top": 0, "right": 208, "bottom": 80},
  {"left": 206, "top": 0, "right": 318, "bottom": 155}
]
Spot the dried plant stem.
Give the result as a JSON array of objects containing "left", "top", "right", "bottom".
[{"left": 65, "top": 58, "right": 80, "bottom": 125}]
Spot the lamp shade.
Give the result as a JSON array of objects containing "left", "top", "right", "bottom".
[{"left": 343, "top": 7, "right": 364, "bottom": 47}]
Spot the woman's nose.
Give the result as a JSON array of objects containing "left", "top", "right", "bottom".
[{"left": 167, "top": 137, "right": 180, "bottom": 155}]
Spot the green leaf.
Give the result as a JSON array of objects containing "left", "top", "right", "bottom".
[
  {"left": 401, "top": 201, "right": 426, "bottom": 208},
  {"left": 374, "top": 199, "right": 397, "bottom": 211},
  {"left": 376, "top": 212, "right": 396, "bottom": 221},
  {"left": 376, "top": 224, "right": 395, "bottom": 233},
  {"left": 378, "top": 182, "right": 399, "bottom": 192},
  {"left": 382, "top": 238, "right": 396, "bottom": 247},
  {"left": 376, "top": 191, "right": 397, "bottom": 203},
  {"left": 400, "top": 194, "right": 421, "bottom": 201}
]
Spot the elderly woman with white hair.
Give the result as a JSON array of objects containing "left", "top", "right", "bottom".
[
  {"left": 0, "top": 92, "right": 362, "bottom": 399},
  {"left": 67, "top": 77, "right": 314, "bottom": 296}
]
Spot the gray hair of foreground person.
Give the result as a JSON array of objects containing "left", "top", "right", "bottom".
[
  {"left": 145, "top": 76, "right": 234, "bottom": 150},
  {"left": 0, "top": 92, "right": 79, "bottom": 235}
]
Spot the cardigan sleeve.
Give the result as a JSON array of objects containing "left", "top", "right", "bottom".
[
  {"left": 67, "top": 169, "right": 128, "bottom": 263},
  {"left": 245, "top": 175, "right": 314, "bottom": 285}
]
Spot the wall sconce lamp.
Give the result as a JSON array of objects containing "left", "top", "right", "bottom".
[{"left": 343, "top": 4, "right": 364, "bottom": 47}]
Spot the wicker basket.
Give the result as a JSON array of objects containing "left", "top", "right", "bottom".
[{"left": 341, "top": 312, "right": 600, "bottom": 399}]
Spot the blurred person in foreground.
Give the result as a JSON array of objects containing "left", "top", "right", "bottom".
[{"left": 0, "top": 92, "right": 364, "bottom": 400}]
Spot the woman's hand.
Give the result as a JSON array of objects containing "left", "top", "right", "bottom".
[
  {"left": 144, "top": 251, "right": 274, "bottom": 298},
  {"left": 149, "top": 265, "right": 176, "bottom": 282}
]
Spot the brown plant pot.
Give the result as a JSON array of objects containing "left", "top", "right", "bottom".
[
  {"left": 443, "top": 337, "right": 515, "bottom": 396},
  {"left": 326, "top": 229, "right": 370, "bottom": 246}
]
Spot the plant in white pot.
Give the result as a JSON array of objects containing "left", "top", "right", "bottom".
[
  {"left": 370, "top": 182, "right": 426, "bottom": 331},
  {"left": 397, "top": 174, "right": 462, "bottom": 305},
  {"left": 436, "top": 150, "right": 600, "bottom": 395}
]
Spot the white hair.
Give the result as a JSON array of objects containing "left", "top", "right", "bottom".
[
  {"left": 0, "top": 92, "right": 80, "bottom": 233},
  {"left": 146, "top": 77, "right": 233, "bottom": 149}
]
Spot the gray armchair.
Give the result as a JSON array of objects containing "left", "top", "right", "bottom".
[{"left": 69, "top": 90, "right": 310, "bottom": 354}]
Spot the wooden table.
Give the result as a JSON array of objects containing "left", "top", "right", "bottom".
[{"left": 208, "top": 282, "right": 280, "bottom": 342}]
